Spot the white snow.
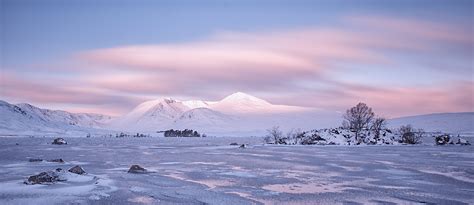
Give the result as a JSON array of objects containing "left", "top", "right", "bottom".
[
  {"left": 0, "top": 136, "right": 472, "bottom": 204},
  {"left": 1, "top": 93, "right": 473, "bottom": 137}
]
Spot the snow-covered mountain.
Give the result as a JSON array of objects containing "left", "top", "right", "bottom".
[
  {"left": 209, "top": 92, "right": 309, "bottom": 114},
  {"left": 2, "top": 92, "right": 472, "bottom": 137},
  {"left": 0, "top": 100, "right": 114, "bottom": 136},
  {"left": 173, "top": 108, "right": 237, "bottom": 131},
  {"left": 107, "top": 92, "right": 323, "bottom": 134},
  {"left": 388, "top": 112, "right": 474, "bottom": 134}
]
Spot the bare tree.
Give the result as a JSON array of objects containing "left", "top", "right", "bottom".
[
  {"left": 265, "top": 126, "right": 284, "bottom": 144},
  {"left": 371, "top": 117, "right": 387, "bottom": 140},
  {"left": 286, "top": 128, "right": 304, "bottom": 145},
  {"left": 398, "top": 124, "right": 424, "bottom": 144},
  {"left": 343, "top": 102, "right": 375, "bottom": 142}
]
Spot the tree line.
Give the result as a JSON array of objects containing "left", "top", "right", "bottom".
[{"left": 164, "top": 129, "right": 203, "bottom": 137}]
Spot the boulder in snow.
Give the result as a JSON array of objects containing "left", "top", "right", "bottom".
[
  {"left": 25, "top": 170, "right": 66, "bottom": 185},
  {"left": 68, "top": 165, "right": 86, "bottom": 175},
  {"left": 28, "top": 158, "right": 43, "bottom": 162},
  {"left": 52, "top": 138, "right": 67, "bottom": 145},
  {"left": 128, "top": 165, "right": 147, "bottom": 173},
  {"left": 230, "top": 142, "right": 239, "bottom": 146},
  {"left": 48, "top": 158, "right": 65, "bottom": 163},
  {"left": 435, "top": 135, "right": 451, "bottom": 145},
  {"left": 456, "top": 138, "right": 471, "bottom": 145}
]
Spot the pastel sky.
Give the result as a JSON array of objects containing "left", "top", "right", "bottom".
[{"left": 1, "top": 0, "right": 473, "bottom": 117}]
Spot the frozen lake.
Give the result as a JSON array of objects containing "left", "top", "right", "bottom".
[{"left": 0, "top": 137, "right": 473, "bottom": 204}]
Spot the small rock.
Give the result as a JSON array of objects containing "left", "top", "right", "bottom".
[
  {"left": 435, "top": 135, "right": 451, "bottom": 145},
  {"left": 47, "top": 159, "right": 64, "bottom": 163},
  {"left": 68, "top": 165, "right": 86, "bottom": 175},
  {"left": 239, "top": 144, "right": 246, "bottom": 148},
  {"left": 52, "top": 138, "right": 67, "bottom": 145},
  {"left": 15, "top": 143, "right": 19, "bottom": 146},
  {"left": 230, "top": 142, "right": 239, "bottom": 146},
  {"left": 28, "top": 158, "right": 43, "bottom": 162},
  {"left": 457, "top": 138, "right": 471, "bottom": 145},
  {"left": 128, "top": 165, "right": 147, "bottom": 173}
]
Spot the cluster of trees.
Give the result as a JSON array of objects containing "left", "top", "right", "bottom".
[
  {"left": 164, "top": 129, "right": 203, "bottom": 137},
  {"left": 265, "top": 102, "right": 425, "bottom": 145},
  {"left": 115, "top": 132, "right": 150, "bottom": 138},
  {"left": 264, "top": 127, "right": 306, "bottom": 145},
  {"left": 343, "top": 102, "right": 424, "bottom": 144}
]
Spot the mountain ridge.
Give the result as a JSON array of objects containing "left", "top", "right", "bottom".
[{"left": 1, "top": 93, "right": 473, "bottom": 136}]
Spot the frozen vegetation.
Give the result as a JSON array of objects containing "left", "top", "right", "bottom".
[{"left": 0, "top": 136, "right": 473, "bottom": 204}]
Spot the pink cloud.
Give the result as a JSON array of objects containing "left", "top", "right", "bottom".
[
  {"left": 348, "top": 15, "right": 473, "bottom": 44},
  {"left": 274, "top": 81, "right": 474, "bottom": 118},
  {"left": 0, "top": 72, "right": 144, "bottom": 115},
  {"left": 2, "top": 15, "right": 472, "bottom": 117}
]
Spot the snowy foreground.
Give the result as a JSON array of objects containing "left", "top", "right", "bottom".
[{"left": 0, "top": 137, "right": 473, "bottom": 205}]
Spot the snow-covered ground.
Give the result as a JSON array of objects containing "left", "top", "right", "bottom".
[{"left": 0, "top": 136, "right": 473, "bottom": 204}]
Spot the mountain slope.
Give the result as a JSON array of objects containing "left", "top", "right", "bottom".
[
  {"left": 209, "top": 92, "right": 310, "bottom": 114},
  {"left": 388, "top": 112, "right": 474, "bottom": 134},
  {"left": 0, "top": 100, "right": 114, "bottom": 136},
  {"left": 172, "top": 108, "right": 237, "bottom": 132},
  {"left": 108, "top": 98, "right": 192, "bottom": 131}
]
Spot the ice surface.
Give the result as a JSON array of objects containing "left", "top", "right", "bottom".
[{"left": 0, "top": 136, "right": 473, "bottom": 204}]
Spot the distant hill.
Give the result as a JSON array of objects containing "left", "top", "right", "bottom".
[
  {"left": 0, "top": 100, "right": 113, "bottom": 136},
  {"left": 388, "top": 112, "right": 474, "bottom": 134}
]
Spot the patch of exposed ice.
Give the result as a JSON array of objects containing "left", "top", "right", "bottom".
[
  {"left": 221, "top": 171, "right": 256, "bottom": 178},
  {"left": 417, "top": 169, "right": 474, "bottom": 183},
  {"left": 128, "top": 196, "right": 157, "bottom": 204}
]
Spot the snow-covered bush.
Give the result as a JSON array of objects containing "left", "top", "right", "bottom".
[
  {"left": 398, "top": 125, "right": 424, "bottom": 144},
  {"left": 264, "top": 126, "right": 284, "bottom": 144},
  {"left": 286, "top": 128, "right": 305, "bottom": 145},
  {"left": 371, "top": 117, "right": 387, "bottom": 140}
]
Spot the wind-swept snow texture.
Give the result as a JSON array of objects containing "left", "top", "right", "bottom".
[{"left": 0, "top": 137, "right": 472, "bottom": 204}]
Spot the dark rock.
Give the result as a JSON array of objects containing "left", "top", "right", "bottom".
[
  {"left": 52, "top": 138, "right": 67, "bottom": 145},
  {"left": 68, "top": 165, "right": 86, "bottom": 175},
  {"left": 47, "top": 159, "right": 64, "bottom": 163},
  {"left": 239, "top": 144, "right": 246, "bottom": 148},
  {"left": 435, "top": 135, "right": 451, "bottom": 145},
  {"left": 25, "top": 170, "right": 65, "bottom": 185},
  {"left": 300, "top": 134, "right": 326, "bottom": 145},
  {"left": 230, "top": 142, "right": 239, "bottom": 146},
  {"left": 28, "top": 158, "right": 43, "bottom": 162},
  {"left": 15, "top": 143, "right": 19, "bottom": 146},
  {"left": 128, "top": 165, "right": 147, "bottom": 173}
]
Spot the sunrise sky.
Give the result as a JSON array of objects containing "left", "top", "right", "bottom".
[{"left": 1, "top": 0, "right": 473, "bottom": 117}]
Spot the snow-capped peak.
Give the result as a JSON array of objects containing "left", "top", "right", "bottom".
[
  {"left": 182, "top": 100, "right": 210, "bottom": 109},
  {"left": 220, "top": 92, "right": 271, "bottom": 105}
]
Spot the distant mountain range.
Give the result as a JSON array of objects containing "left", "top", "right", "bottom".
[
  {"left": 1, "top": 92, "right": 473, "bottom": 136},
  {"left": 0, "top": 100, "right": 113, "bottom": 136}
]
